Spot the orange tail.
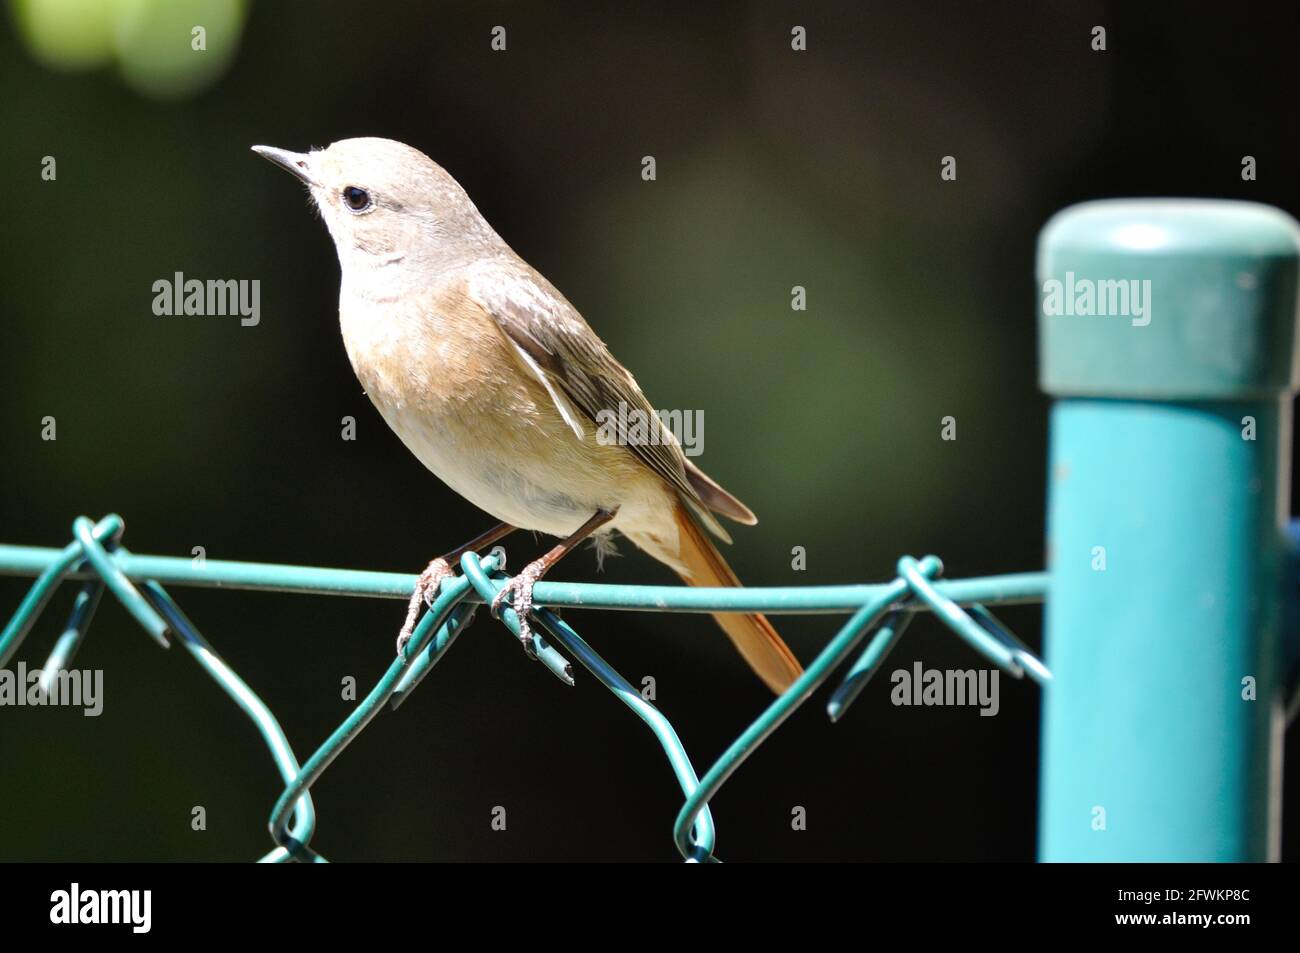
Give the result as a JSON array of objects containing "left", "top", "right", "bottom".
[{"left": 672, "top": 503, "right": 803, "bottom": 694}]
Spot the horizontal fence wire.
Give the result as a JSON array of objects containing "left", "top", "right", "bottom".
[{"left": 0, "top": 515, "right": 1051, "bottom": 862}]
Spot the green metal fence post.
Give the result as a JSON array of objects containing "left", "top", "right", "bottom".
[{"left": 1037, "top": 199, "right": 1300, "bottom": 861}]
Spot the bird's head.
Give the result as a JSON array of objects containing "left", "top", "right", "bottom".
[{"left": 252, "top": 137, "right": 500, "bottom": 286}]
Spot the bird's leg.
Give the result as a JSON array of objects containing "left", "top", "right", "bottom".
[
  {"left": 492, "top": 507, "right": 618, "bottom": 657},
  {"left": 396, "top": 521, "right": 516, "bottom": 656}
]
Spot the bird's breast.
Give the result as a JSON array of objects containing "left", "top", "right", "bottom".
[{"left": 336, "top": 290, "right": 653, "bottom": 536}]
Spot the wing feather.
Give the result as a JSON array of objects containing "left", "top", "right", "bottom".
[{"left": 467, "top": 263, "right": 731, "bottom": 539}]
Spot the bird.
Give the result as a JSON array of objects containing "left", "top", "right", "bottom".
[{"left": 252, "top": 137, "right": 803, "bottom": 694}]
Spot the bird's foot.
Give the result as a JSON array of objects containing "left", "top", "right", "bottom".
[
  {"left": 396, "top": 557, "right": 455, "bottom": 656},
  {"left": 491, "top": 559, "right": 548, "bottom": 658}
]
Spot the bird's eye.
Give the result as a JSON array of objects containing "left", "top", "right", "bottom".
[{"left": 342, "top": 186, "right": 371, "bottom": 212}]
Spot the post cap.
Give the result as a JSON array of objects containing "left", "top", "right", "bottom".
[{"left": 1038, "top": 199, "right": 1300, "bottom": 399}]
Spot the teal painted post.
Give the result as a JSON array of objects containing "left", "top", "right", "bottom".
[{"left": 1037, "top": 200, "right": 1300, "bottom": 861}]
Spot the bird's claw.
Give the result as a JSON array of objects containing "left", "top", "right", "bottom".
[
  {"left": 396, "top": 557, "right": 454, "bottom": 656},
  {"left": 491, "top": 561, "right": 547, "bottom": 658}
]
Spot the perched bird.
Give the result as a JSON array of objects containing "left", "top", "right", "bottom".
[{"left": 252, "top": 138, "right": 802, "bottom": 693}]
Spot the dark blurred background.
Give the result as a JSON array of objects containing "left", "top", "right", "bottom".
[{"left": 1, "top": 1, "right": 1297, "bottom": 861}]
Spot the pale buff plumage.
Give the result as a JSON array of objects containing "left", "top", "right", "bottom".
[{"left": 340, "top": 275, "right": 682, "bottom": 561}]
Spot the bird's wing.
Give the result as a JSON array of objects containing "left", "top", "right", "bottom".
[{"left": 467, "top": 262, "right": 732, "bottom": 540}]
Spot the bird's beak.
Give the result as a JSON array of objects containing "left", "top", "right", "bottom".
[{"left": 251, "top": 145, "right": 320, "bottom": 187}]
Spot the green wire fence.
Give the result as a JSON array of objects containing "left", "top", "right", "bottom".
[
  {"left": 0, "top": 512, "right": 1049, "bottom": 862},
  {"left": 8, "top": 199, "right": 1298, "bottom": 862}
]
